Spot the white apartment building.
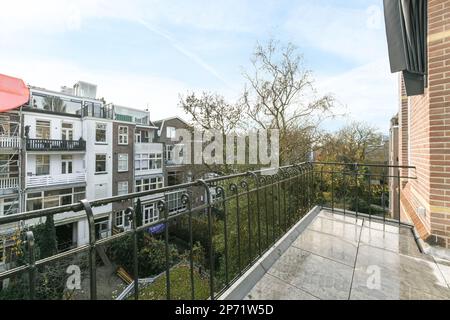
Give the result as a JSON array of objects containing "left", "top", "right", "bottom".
[{"left": 0, "top": 79, "right": 191, "bottom": 267}]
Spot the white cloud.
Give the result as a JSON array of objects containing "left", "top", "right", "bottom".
[
  {"left": 284, "top": 2, "right": 387, "bottom": 64},
  {"left": 316, "top": 59, "right": 398, "bottom": 133}
]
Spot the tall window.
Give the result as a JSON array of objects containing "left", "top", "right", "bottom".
[
  {"left": 117, "top": 181, "right": 128, "bottom": 195},
  {"left": 36, "top": 155, "right": 50, "bottom": 175},
  {"left": 143, "top": 203, "right": 158, "bottom": 224},
  {"left": 165, "top": 145, "right": 173, "bottom": 161},
  {"left": 95, "top": 123, "right": 107, "bottom": 143},
  {"left": 62, "top": 122, "right": 73, "bottom": 140},
  {"left": 95, "top": 154, "right": 106, "bottom": 173},
  {"left": 61, "top": 155, "right": 73, "bottom": 174},
  {"left": 115, "top": 210, "right": 125, "bottom": 227},
  {"left": 118, "top": 154, "right": 128, "bottom": 172},
  {"left": 167, "top": 126, "right": 176, "bottom": 140},
  {"left": 118, "top": 126, "right": 128, "bottom": 145},
  {"left": 36, "top": 120, "right": 50, "bottom": 139},
  {"left": 135, "top": 131, "right": 141, "bottom": 143}
]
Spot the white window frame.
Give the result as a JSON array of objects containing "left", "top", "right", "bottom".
[
  {"left": 143, "top": 203, "right": 158, "bottom": 224},
  {"left": 167, "top": 126, "right": 176, "bottom": 140},
  {"left": 118, "top": 153, "right": 128, "bottom": 172},
  {"left": 115, "top": 210, "right": 125, "bottom": 227},
  {"left": 36, "top": 120, "right": 51, "bottom": 139},
  {"left": 36, "top": 155, "right": 50, "bottom": 176},
  {"left": 118, "top": 126, "right": 128, "bottom": 145},
  {"left": 95, "top": 123, "right": 107, "bottom": 143},
  {"left": 95, "top": 154, "right": 107, "bottom": 174},
  {"left": 61, "top": 155, "right": 73, "bottom": 174},
  {"left": 135, "top": 176, "right": 163, "bottom": 192},
  {"left": 117, "top": 181, "right": 128, "bottom": 196}
]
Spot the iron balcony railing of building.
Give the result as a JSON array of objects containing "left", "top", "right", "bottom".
[
  {"left": 0, "top": 162, "right": 415, "bottom": 300},
  {"left": 26, "top": 138, "right": 86, "bottom": 152}
]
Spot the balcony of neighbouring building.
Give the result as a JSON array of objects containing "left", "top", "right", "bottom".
[
  {"left": 25, "top": 138, "right": 86, "bottom": 152},
  {"left": 0, "top": 136, "right": 20, "bottom": 149},
  {"left": 0, "top": 177, "right": 19, "bottom": 195},
  {"left": 26, "top": 172, "right": 86, "bottom": 188},
  {"left": 1, "top": 162, "right": 449, "bottom": 300}
]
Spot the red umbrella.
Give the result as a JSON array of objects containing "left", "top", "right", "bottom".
[{"left": 0, "top": 73, "right": 29, "bottom": 112}]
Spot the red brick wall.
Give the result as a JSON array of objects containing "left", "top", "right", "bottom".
[{"left": 399, "top": 0, "right": 450, "bottom": 248}]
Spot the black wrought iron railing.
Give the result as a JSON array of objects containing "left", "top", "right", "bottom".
[
  {"left": 0, "top": 162, "right": 415, "bottom": 300},
  {"left": 26, "top": 138, "right": 86, "bottom": 151}
]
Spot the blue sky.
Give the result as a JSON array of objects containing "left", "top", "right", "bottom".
[{"left": 0, "top": 0, "right": 398, "bottom": 132}]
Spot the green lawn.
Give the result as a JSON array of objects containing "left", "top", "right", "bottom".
[{"left": 137, "top": 264, "right": 210, "bottom": 300}]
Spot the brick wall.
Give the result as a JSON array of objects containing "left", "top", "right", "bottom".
[{"left": 399, "top": 0, "right": 450, "bottom": 248}]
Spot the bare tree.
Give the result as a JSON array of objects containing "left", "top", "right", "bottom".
[
  {"left": 179, "top": 92, "right": 242, "bottom": 134},
  {"left": 178, "top": 92, "right": 245, "bottom": 175},
  {"left": 241, "top": 39, "right": 335, "bottom": 164}
]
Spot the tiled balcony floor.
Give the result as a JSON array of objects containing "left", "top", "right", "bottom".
[{"left": 245, "top": 210, "right": 450, "bottom": 300}]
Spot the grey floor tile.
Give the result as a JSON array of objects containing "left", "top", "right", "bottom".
[
  {"left": 435, "top": 258, "right": 450, "bottom": 288},
  {"left": 353, "top": 244, "right": 450, "bottom": 299},
  {"left": 246, "top": 273, "right": 318, "bottom": 300},
  {"left": 318, "top": 210, "right": 363, "bottom": 226},
  {"left": 292, "top": 229, "right": 358, "bottom": 267},
  {"left": 308, "top": 216, "right": 361, "bottom": 244},
  {"left": 359, "top": 226, "right": 422, "bottom": 258},
  {"left": 267, "top": 246, "right": 353, "bottom": 300},
  {"left": 363, "top": 220, "right": 412, "bottom": 236}
]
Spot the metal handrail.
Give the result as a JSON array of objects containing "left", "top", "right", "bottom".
[{"left": 0, "top": 162, "right": 416, "bottom": 300}]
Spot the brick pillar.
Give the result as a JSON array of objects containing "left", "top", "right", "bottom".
[{"left": 427, "top": 0, "right": 450, "bottom": 247}]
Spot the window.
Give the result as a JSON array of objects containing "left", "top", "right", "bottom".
[
  {"left": 115, "top": 210, "right": 125, "bottom": 227},
  {"left": 95, "top": 154, "right": 107, "bottom": 173},
  {"left": 135, "top": 131, "right": 141, "bottom": 143},
  {"left": 117, "top": 181, "right": 128, "bottom": 196},
  {"left": 135, "top": 176, "right": 163, "bottom": 192},
  {"left": 95, "top": 123, "right": 107, "bottom": 143},
  {"left": 118, "top": 154, "right": 128, "bottom": 172},
  {"left": 61, "top": 155, "right": 73, "bottom": 174},
  {"left": 143, "top": 203, "right": 158, "bottom": 224},
  {"left": 36, "top": 155, "right": 50, "bottom": 175},
  {"left": 0, "top": 196, "right": 19, "bottom": 216},
  {"left": 118, "top": 126, "right": 128, "bottom": 145},
  {"left": 26, "top": 187, "right": 85, "bottom": 211},
  {"left": 167, "top": 126, "right": 176, "bottom": 140},
  {"left": 95, "top": 217, "right": 109, "bottom": 239},
  {"left": 150, "top": 153, "right": 162, "bottom": 169},
  {"left": 166, "top": 145, "right": 173, "bottom": 161},
  {"left": 167, "top": 191, "right": 187, "bottom": 213},
  {"left": 136, "top": 153, "right": 160, "bottom": 171},
  {"left": 36, "top": 120, "right": 50, "bottom": 139},
  {"left": 62, "top": 123, "right": 73, "bottom": 140}
]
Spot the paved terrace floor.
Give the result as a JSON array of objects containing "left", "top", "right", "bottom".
[{"left": 245, "top": 210, "right": 450, "bottom": 300}]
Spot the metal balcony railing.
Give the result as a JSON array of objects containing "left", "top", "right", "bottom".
[
  {"left": 0, "top": 162, "right": 415, "bottom": 300},
  {"left": 0, "top": 136, "right": 20, "bottom": 149},
  {"left": 26, "top": 172, "right": 86, "bottom": 188},
  {"left": 26, "top": 138, "right": 86, "bottom": 151}
]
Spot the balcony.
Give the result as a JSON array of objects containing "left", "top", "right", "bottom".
[
  {"left": 1, "top": 162, "right": 449, "bottom": 300},
  {"left": 0, "top": 136, "right": 20, "bottom": 149},
  {"left": 0, "top": 177, "right": 19, "bottom": 190},
  {"left": 26, "top": 138, "right": 86, "bottom": 152},
  {"left": 26, "top": 172, "right": 86, "bottom": 188}
]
